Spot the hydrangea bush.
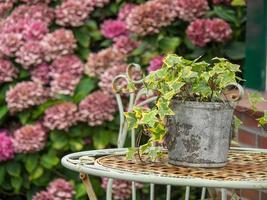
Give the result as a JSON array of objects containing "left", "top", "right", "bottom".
[{"left": 0, "top": 0, "right": 246, "bottom": 199}]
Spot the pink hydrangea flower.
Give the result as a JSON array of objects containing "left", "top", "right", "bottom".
[
  {"left": 32, "top": 191, "right": 53, "bottom": 200},
  {"left": 113, "top": 36, "right": 140, "bottom": 54},
  {"left": 118, "top": 3, "right": 137, "bottom": 21},
  {"left": 147, "top": 55, "right": 164, "bottom": 72},
  {"left": 22, "top": 20, "right": 49, "bottom": 41},
  {"left": 47, "top": 178, "right": 74, "bottom": 200},
  {"left": 50, "top": 55, "right": 83, "bottom": 96},
  {"left": 126, "top": 0, "right": 178, "bottom": 36},
  {"left": 85, "top": 47, "right": 127, "bottom": 77},
  {"left": 0, "top": 2, "right": 13, "bottom": 17},
  {"left": 186, "top": 18, "right": 232, "bottom": 47},
  {"left": 0, "top": 131, "right": 14, "bottom": 162},
  {"left": 43, "top": 102, "right": 78, "bottom": 130},
  {"left": 9, "top": 4, "right": 54, "bottom": 25},
  {"left": 186, "top": 19, "right": 211, "bottom": 47},
  {"left": 15, "top": 41, "right": 44, "bottom": 68},
  {"left": 207, "top": 18, "right": 232, "bottom": 42},
  {"left": 50, "top": 55, "right": 83, "bottom": 76},
  {"left": 101, "top": 178, "right": 143, "bottom": 200},
  {"left": 175, "top": 0, "right": 209, "bottom": 22},
  {"left": 12, "top": 123, "right": 47, "bottom": 153},
  {"left": 101, "top": 19, "right": 128, "bottom": 39},
  {"left": 0, "top": 33, "right": 23, "bottom": 56},
  {"left": 19, "top": 0, "right": 51, "bottom": 4},
  {"left": 41, "top": 29, "right": 77, "bottom": 61},
  {"left": 55, "top": 0, "right": 94, "bottom": 27},
  {"left": 6, "top": 81, "right": 49, "bottom": 113},
  {"left": 31, "top": 63, "right": 51, "bottom": 85},
  {"left": 92, "top": 0, "right": 110, "bottom": 8},
  {"left": 50, "top": 73, "right": 81, "bottom": 96},
  {"left": 78, "top": 90, "right": 117, "bottom": 126},
  {"left": 0, "top": 59, "right": 18, "bottom": 84}
]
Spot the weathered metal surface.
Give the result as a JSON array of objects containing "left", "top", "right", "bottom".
[{"left": 166, "top": 101, "right": 234, "bottom": 167}]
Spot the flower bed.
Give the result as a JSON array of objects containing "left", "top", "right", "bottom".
[{"left": 0, "top": 0, "right": 246, "bottom": 199}]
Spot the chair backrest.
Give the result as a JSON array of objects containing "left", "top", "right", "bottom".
[{"left": 112, "top": 63, "right": 156, "bottom": 148}]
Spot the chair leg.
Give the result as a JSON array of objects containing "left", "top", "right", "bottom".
[
  {"left": 201, "top": 187, "right": 206, "bottom": 200},
  {"left": 166, "top": 185, "right": 171, "bottom": 200},
  {"left": 80, "top": 173, "right": 98, "bottom": 200},
  {"left": 221, "top": 189, "right": 227, "bottom": 200},
  {"left": 106, "top": 178, "right": 113, "bottom": 200},
  {"left": 150, "top": 184, "right": 155, "bottom": 200},
  {"left": 185, "top": 186, "right": 190, "bottom": 200},
  {"left": 132, "top": 181, "right": 136, "bottom": 200}
]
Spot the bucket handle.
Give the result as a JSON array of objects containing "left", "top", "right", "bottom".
[{"left": 223, "top": 83, "right": 244, "bottom": 103}]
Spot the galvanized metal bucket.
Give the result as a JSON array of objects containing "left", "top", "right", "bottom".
[{"left": 166, "top": 100, "right": 234, "bottom": 168}]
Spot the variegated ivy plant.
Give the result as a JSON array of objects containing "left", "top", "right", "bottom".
[{"left": 125, "top": 54, "right": 244, "bottom": 161}]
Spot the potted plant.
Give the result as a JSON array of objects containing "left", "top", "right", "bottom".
[{"left": 124, "top": 54, "right": 245, "bottom": 168}]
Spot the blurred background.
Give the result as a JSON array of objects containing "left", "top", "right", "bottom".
[{"left": 0, "top": 0, "right": 265, "bottom": 199}]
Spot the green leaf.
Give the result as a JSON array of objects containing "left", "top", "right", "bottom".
[
  {"left": 224, "top": 42, "right": 245, "bottom": 60},
  {"left": 30, "top": 167, "right": 44, "bottom": 180},
  {"left": 73, "top": 27, "right": 90, "bottom": 48},
  {"left": 85, "top": 20, "right": 98, "bottom": 30},
  {"left": 25, "top": 154, "right": 38, "bottom": 173},
  {"left": 75, "top": 183, "right": 87, "bottom": 199},
  {"left": 11, "top": 176, "right": 23, "bottom": 193},
  {"left": 92, "top": 130, "right": 110, "bottom": 149},
  {"left": 159, "top": 37, "right": 181, "bottom": 53},
  {"left": 156, "top": 98, "right": 174, "bottom": 119},
  {"left": 7, "top": 162, "right": 21, "bottom": 177},
  {"left": 0, "top": 165, "right": 5, "bottom": 185},
  {"left": 258, "top": 111, "right": 267, "bottom": 127},
  {"left": 69, "top": 139, "right": 84, "bottom": 151},
  {"left": 124, "top": 112, "right": 138, "bottom": 129},
  {"left": 140, "top": 142, "right": 152, "bottom": 154},
  {"left": 0, "top": 84, "right": 11, "bottom": 104},
  {"left": 41, "top": 153, "right": 59, "bottom": 169},
  {"left": 126, "top": 147, "right": 136, "bottom": 160},
  {"left": 0, "top": 105, "right": 8, "bottom": 121},
  {"left": 17, "top": 110, "right": 31, "bottom": 125},
  {"left": 141, "top": 109, "right": 158, "bottom": 127},
  {"left": 76, "top": 47, "right": 90, "bottom": 61},
  {"left": 73, "top": 76, "right": 97, "bottom": 103},
  {"left": 231, "top": 0, "right": 246, "bottom": 6},
  {"left": 31, "top": 100, "right": 64, "bottom": 120},
  {"left": 50, "top": 131, "right": 68, "bottom": 149},
  {"left": 18, "top": 68, "right": 30, "bottom": 79},
  {"left": 213, "top": 6, "right": 237, "bottom": 24}
]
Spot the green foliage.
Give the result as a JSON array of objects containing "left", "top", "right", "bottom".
[
  {"left": 125, "top": 54, "right": 242, "bottom": 160},
  {"left": 258, "top": 111, "right": 267, "bottom": 127},
  {"left": 231, "top": 0, "right": 246, "bottom": 6},
  {"left": 248, "top": 92, "right": 265, "bottom": 112}
]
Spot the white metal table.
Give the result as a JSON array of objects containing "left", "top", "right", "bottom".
[{"left": 62, "top": 147, "right": 267, "bottom": 200}]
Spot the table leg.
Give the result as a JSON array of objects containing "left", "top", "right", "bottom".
[
  {"left": 150, "top": 184, "right": 155, "bottom": 200},
  {"left": 106, "top": 178, "right": 113, "bottom": 200},
  {"left": 185, "top": 186, "right": 190, "bottom": 200},
  {"left": 221, "top": 188, "right": 227, "bottom": 200},
  {"left": 201, "top": 187, "right": 206, "bottom": 200},
  {"left": 80, "top": 173, "right": 97, "bottom": 200},
  {"left": 166, "top": 185, "right": 171, "bottom": 200},
  {"left": 132, "top": 181, "right": 136, "bottom": 200}
]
